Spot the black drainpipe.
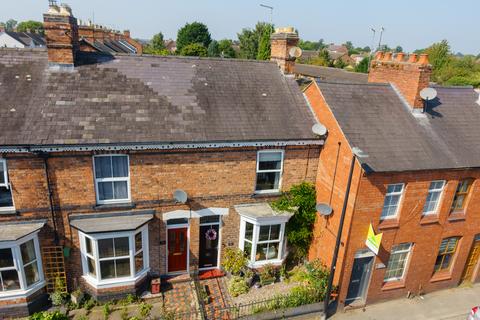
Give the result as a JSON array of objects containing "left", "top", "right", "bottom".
[{"left": 38, "top": 151, "right": 59, "bottom": 245}]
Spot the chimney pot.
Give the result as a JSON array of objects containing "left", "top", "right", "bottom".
[
  {"left": 383, "top": 52, "right": 393, "bottom": 61},
  {"left": 374, "top": 51, "right": 384, "bottom": 60},
  {"left": 418, "top": 54, "right": 429, "bottom": 65},
  {"left": 396, "top": 52, "right": 405, "bottom": 62},
  {"left": 408, "top": 53, "right": 418, "bottom": 63}
]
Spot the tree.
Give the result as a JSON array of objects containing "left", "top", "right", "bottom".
[
  {"left": 237, "top": 22, "right": 273, "bottom": 60},
  {"left": 362, "top": 46, "right": 371, "bottom": 53},
  {"left": 344, "top": 41, "right": 354, "bottom": 51},
  {"left": 394, "top": 45, "right": 403, "bottom": 53},
  {"left": 256, "top": 24, "right": 274, "bottom": 60},
  {"left": 425, "top": 40, "right": 451, "bottom": 72},
  {"left": 307, "top": 49, "right": 332, "bottom": 67},
  {"left": 207, "top": 40, "right": 220, "bottom": 57},
  {"left": 355, "top": 57, "right": 369, "bottom": 73},
  {"left": 179, "top": 43, "right": 208, "bottom": 57},
  {"left": 16, "top": 20, "right": 44, "bottom": 34},
  {"left": 176, "top": 22, "right": 211, "bottom": 53},
  {"left": 218, "top": 39, "right": 236, "bottom": 58},
  {"left": 298, "top": 39, "right": 326, "bottom": 51},
  {"left": 151, "top": 32, "right": 165, "bottom": 50},
  {"left": 4, "top": 19, "right": 17, "bottom": 31}
]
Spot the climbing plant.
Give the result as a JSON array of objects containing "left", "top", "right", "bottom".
[{"left": 271, "top": 182, "right": 317, "bottom": 262}]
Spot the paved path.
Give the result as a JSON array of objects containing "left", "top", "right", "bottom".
[{"left": 291, "top": 284, "right": 480, "bottom": 320}]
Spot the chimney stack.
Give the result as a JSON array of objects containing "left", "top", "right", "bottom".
[
  {"left": 368, "top": 52, "right": 432, "bottom": 110},
  {"left": 270, "top": 27, "right": 299, "bottom": 74},
  {"left": 43, "top": 2, "right": 79, "bottom": 67}
]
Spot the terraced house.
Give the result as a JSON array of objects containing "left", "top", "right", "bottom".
[
  {"left": 0, "top": 4, "right": 323, "bottom": 317},
  {"left": 305, "top": 50, "right": 480, "bottom": 309}
]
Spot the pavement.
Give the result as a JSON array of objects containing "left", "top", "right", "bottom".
[{"left": 290, "top": 283, "right": 480, "bottom": 320}]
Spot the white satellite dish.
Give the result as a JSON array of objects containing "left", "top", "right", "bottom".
[
  {"left": 173, "top": 189, "right": 188, "bottom": 204},
  {"left": 289, "top": 46, "right": 303, "bottom": 59},
  {"left": 316, "top": 203, "right": 333, "bottom": 216},
  {"left": 420, "top": 87, "right": 437, "bottom": 101},
  {"left": 312, "top": 123, "right": 327, "bottom": 136}
]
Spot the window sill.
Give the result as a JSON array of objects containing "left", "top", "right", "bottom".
[
  {"left": 0, "top": 208, "right": 17, "bottom": 215},
  {"left": 82, "top": 268, "right": 149, "bottom": 289},
  {"left": 420, "top": 214, "right": 440, "bottom": 225},
  {"left": 248, "top": 258, "right": 284, "bottom": 269},
  {"left": 94, "top": 202, "right": 136, "bottom": 211},
  {"left": 430, "top": 271, "right": 452, "bottom": 283},
  {"left": 252, "top": 191, "right": 282, "bottom": 198},
  {"left": 381, "top": 280, "right": 406, "bottom": 291},
  {"left": 448, "top": 212, "right": 466, "bottom": 222},
  {"left": 0, "top": 280, "right": 46, "bottom": 300},
  {"left": 378, "top": 219, "right": 400, "bottom": 230}
]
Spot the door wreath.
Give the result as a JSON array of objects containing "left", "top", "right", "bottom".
[{"left": 205, "top": 228, "right": 217, "bottom": 241}]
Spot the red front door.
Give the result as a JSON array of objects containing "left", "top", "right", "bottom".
[{"left": 168, "top": 228, "right": 188, "bottom": 273}]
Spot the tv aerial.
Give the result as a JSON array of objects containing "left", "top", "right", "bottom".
[
  {"left": 316, "top": 203, "right": 333, "bottom": 216},
  {"left": 173, "top": 189, "right": 188, "bottom": 204}
]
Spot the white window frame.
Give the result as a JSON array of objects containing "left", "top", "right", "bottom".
[
  {"left": 0, "top": 159, "right": 15, "bottom": 213},
  {"left": 255, "top": 150, "right": 284, "bottom": 194},
  {"left": 380, "top": 183, "right": 405, "bottom": 220},
  {"left": 0, "top": 233, "right": 45, "bottom": 299},
  {"left": 423, "top": 180, "right": 446, "bottom": 215},
  {"left": 93, "top": 154, "right": 131, "bottom": 205},
  {"left": 79, "top": 226, "right": 149, "bottom": 289},
  {"left": 238, "top": 216, "right": 287, "bottom": 268},
  {"left": 384, "top": 243, "right": 413, "bottom": 282}
]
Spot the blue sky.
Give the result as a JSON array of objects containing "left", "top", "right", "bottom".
[{"left": 2, "top": 0, "right": 479, "bottom": 54}]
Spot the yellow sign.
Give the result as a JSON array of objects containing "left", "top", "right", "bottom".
[{"left": 365, "top": 224, "right": 383, "bottom": 255}]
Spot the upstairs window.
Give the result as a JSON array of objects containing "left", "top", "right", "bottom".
[
  {"left": 384, "top": 243, "right": 413, "bottom": 282},
  {"left": 94, "top": 155, "right": 130, "bottom": 204},
  {"left": 434, "top": 237, "right": 459, "bottom": 273},
  {"left": 423, "top": 180, "right": 446, "bottom": 215},
  {"left": 0, "top": 159, "right": 14, "bottom": 212},
  {"left": 380, "top": 184, "right": 404, "bottom": 220},
  {"left": 450, "top": 179, "right": 473, "bottom": 212},
  {"left": 255, "top": 151, "right": 284, "bottom": 193}
]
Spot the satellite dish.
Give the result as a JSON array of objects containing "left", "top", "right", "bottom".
[
  {"left": 173, "top": 189, "right": 188, "bottom": 204},
  {"left": 312, "top": 123, "right": 327, "bottom": 136},
  {"left": 316, "top": 203, "right": 333, "bottom": 216},
  {"left": 420, "top": 87, "right": 437, "bottom": 101},
  {"left": 289, "top": 46, "right": 303, "bottom": 59}
]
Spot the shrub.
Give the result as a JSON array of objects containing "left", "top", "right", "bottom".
[
  {"left": 260, "top": 264, "right": 276, "bottom": 285},
  {"left": 228, "top": 276, "right": 249, "bottom": 297},
  {"left": 222, "top": 248, "right": 248, "bottom": 275},
  {"left": 103, "top": 302, "right": 111, "bottom": 320},
  {"left": 29, "top": 311, "right": 68, "bottom": 320},
  {"left": 139, "top": 302, "right": 153, "bottom": 319},
  {"left": 120, "top": 306, "right": 129, "bottom": 320},
  {"left": 83, "top": 297, "right": 97, "bottom": 312},
  {"left": 120, "top": 293, "right": 139, "bottom": 306},
  {"left": 49, "top": 277, "right": 67, "bottom": 306}
]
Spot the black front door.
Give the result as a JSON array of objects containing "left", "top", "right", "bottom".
[
  {"left": 199, "top": 224, "right": 220, "bottom": 269},
  {"left": 346, "top": 256, "right": 374, "bottom": 304}
]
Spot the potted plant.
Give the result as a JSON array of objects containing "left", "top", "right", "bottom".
[
  {"left": 221, "top": 248, "right": 248, "bottom": 277},
  {"left": 243, "top": 268, "right": 255, "bottom": 287},
  {"left": 260, "top": 264, "right": 276, "bottom": 286},
  {"left": 70, "top": 288, "right": 84, "bottom": 305}
]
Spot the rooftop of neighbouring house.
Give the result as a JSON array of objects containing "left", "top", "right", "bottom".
[
  {"left": 0, "top": 48, "right": 319, "bottom": 147},
  {"left": 315, "top": 79, "right": 480, "bottom": 172},
  {"left": 1, "top": 31, "right": 46, "bottom": 47},
  {"left": 294, "top": 64, "right": 368, "bottom": 83}
]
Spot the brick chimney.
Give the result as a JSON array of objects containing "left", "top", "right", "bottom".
[
  {"left": 43, "top": 2, "right": 79, "bottom": 67},
  {"left": 368, "top": 51, "right": 432, "bottom": 110},
  {"left": 270, "top": 27, "right": 299, "bottom": 74}
]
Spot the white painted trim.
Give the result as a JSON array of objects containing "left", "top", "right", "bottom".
[
  {"left": 422, "top": 180, "right": 446, "bottom": 216},
  {"left": 0, "top": 158, "right": 15, "bottom": 213},
  {"left": 380, "top": 183, "right": 405, "bottom": 220},
  {"left": 0, "top": 280, "right": 46, "bottom": 301},
  {"left": 92, "top": 154, "right": 131, "bottom": 205},
  {"left": 82, "top": 270, "right": 149, "bottom": 290},
  {"left": 254, "top": 150, "right": 284, "bottom": 194},
  {"left": 166, "top": 222, "right": 190, "bottom": 275},
  {"left": 162, "top": 208, "right": 229, "bottom": 221},
  {"left": 384, "top": 243, "right": 413, "bottom": 282}
]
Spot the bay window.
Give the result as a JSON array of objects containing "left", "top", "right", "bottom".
[
  {"left": 0, "top": 235, "right": 44, "bottom": 297},
  {"left": 93, "top": 155, "right": 130, "bottom": 204},
  {"left": 255, "top": 150, "right": 284, "bottom": 193},
  {"left": 0, "top": 159, "right": 14, "bottom": 212},
  {"left": 79, "top": 227, "right": 149, "bottom": 287}
]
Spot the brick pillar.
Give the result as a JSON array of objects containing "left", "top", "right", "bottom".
[
  {"left": 43, "top": 3, "right": 79, "bottom": 67},
  {"left": 189, "top": 218, "right": 200, "bottom": 274},
  {"left": 270, "top": 27, "right": 299, "bottom": 74},
  {"left": 368, "top": 51, "right": 432, "bottom": 110}
]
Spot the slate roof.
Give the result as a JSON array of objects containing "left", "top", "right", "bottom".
[
  {"left": 234, "top": 203, "right": 293, "bottom": 221},
  {"left": 4, "top": 31, "right": 46, "bottom": 47},
  {"left": 295, "top": 64, "right": 368, "bottom": 83},
  {"left": 316, "top": 80, "right": 480, "bottom": 172},
  {"left": 0, "top": 49, "right": 318, "bottom": 147},
  {"left": 0, "top": 220, "right": 46, "bottom": 242},
  {"left": 69, "top": 210, "right": 154, "bottom": 233}
]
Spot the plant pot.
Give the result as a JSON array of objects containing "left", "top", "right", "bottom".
[
  {"left": 261, "top": 277, "right": 275, "bottom": 286},
  {"left": 71, "top": 292, "right": 84, "bottom": 305}
]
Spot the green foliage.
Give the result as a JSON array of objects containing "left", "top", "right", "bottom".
[
  {"left": 222, "top": 247, "right": 248, "bottom": 275},
  {"left": 298, "top": 39, "right": 326, "bottom": 51},
  {"left": 260, "top": 264, "right": 277, "bottom": 285},
  {"left": 394, "top": 45, "right": 403, "bottom": 53},
  {"left": 334, "top": 59, "right": 347, "bottom": 69},
  {"left": 306, "top": 49, "right": 332, "bottom": 67},
  {"left": 256, "top": 24, "right": 274, "bottom": 60},
  {"left": 50, "top": 277, "right": 67, "bottom": 306},
  {"left": 179, "top": 43, "right": 208, "bottom": 57},
  {"left": 176, "top": 22, "right": 211, "bottom": 52},
  {"left": 29, "top": 311, "right": 68, "bottom": 320},
  {"left": 16, "top": 20, "right": 44, "bottom": 35},
  {"left": 83, "top": 297, "right": 97, "bottom": 312},
  {"left": 237, "top": 22, "right": 274, "bottom": 60},
  {"left": 218, "top": 39, "right": 236, "bottom": 58},
  {"left": 151, "top": 32, "right": 165, "bottom": 50},
  {"left": 355, "top": 57, "right": 370, "bottom": 73},
  {"left": 103, "top": 302, "right": 111, "bottom": 320},
  {"left": 121, "top": 306, "right": 129, "bottom": 320},
  {"left": 344, "top": 41, "right": 353, "bottom": 51},
  {"left": 228, "top": 276, "right": 249, "bottom": 297},
  {"left": 139, "top": 302, "right": 153, "bottom": 319},
  {"left": 271, "top": 182, "right": 317, "bottom": 261},
  {"left": 120, "top": 293, "right": 139, "bottom": 306},
  {"left": 1, "top": 19, "right": 17, "bottom": 32},
  {"left": 207, "top": 40, "right": 221, "bottom": 57},
  {"left": 426, "top": 40, "right": 452, "bottom": 82}
]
